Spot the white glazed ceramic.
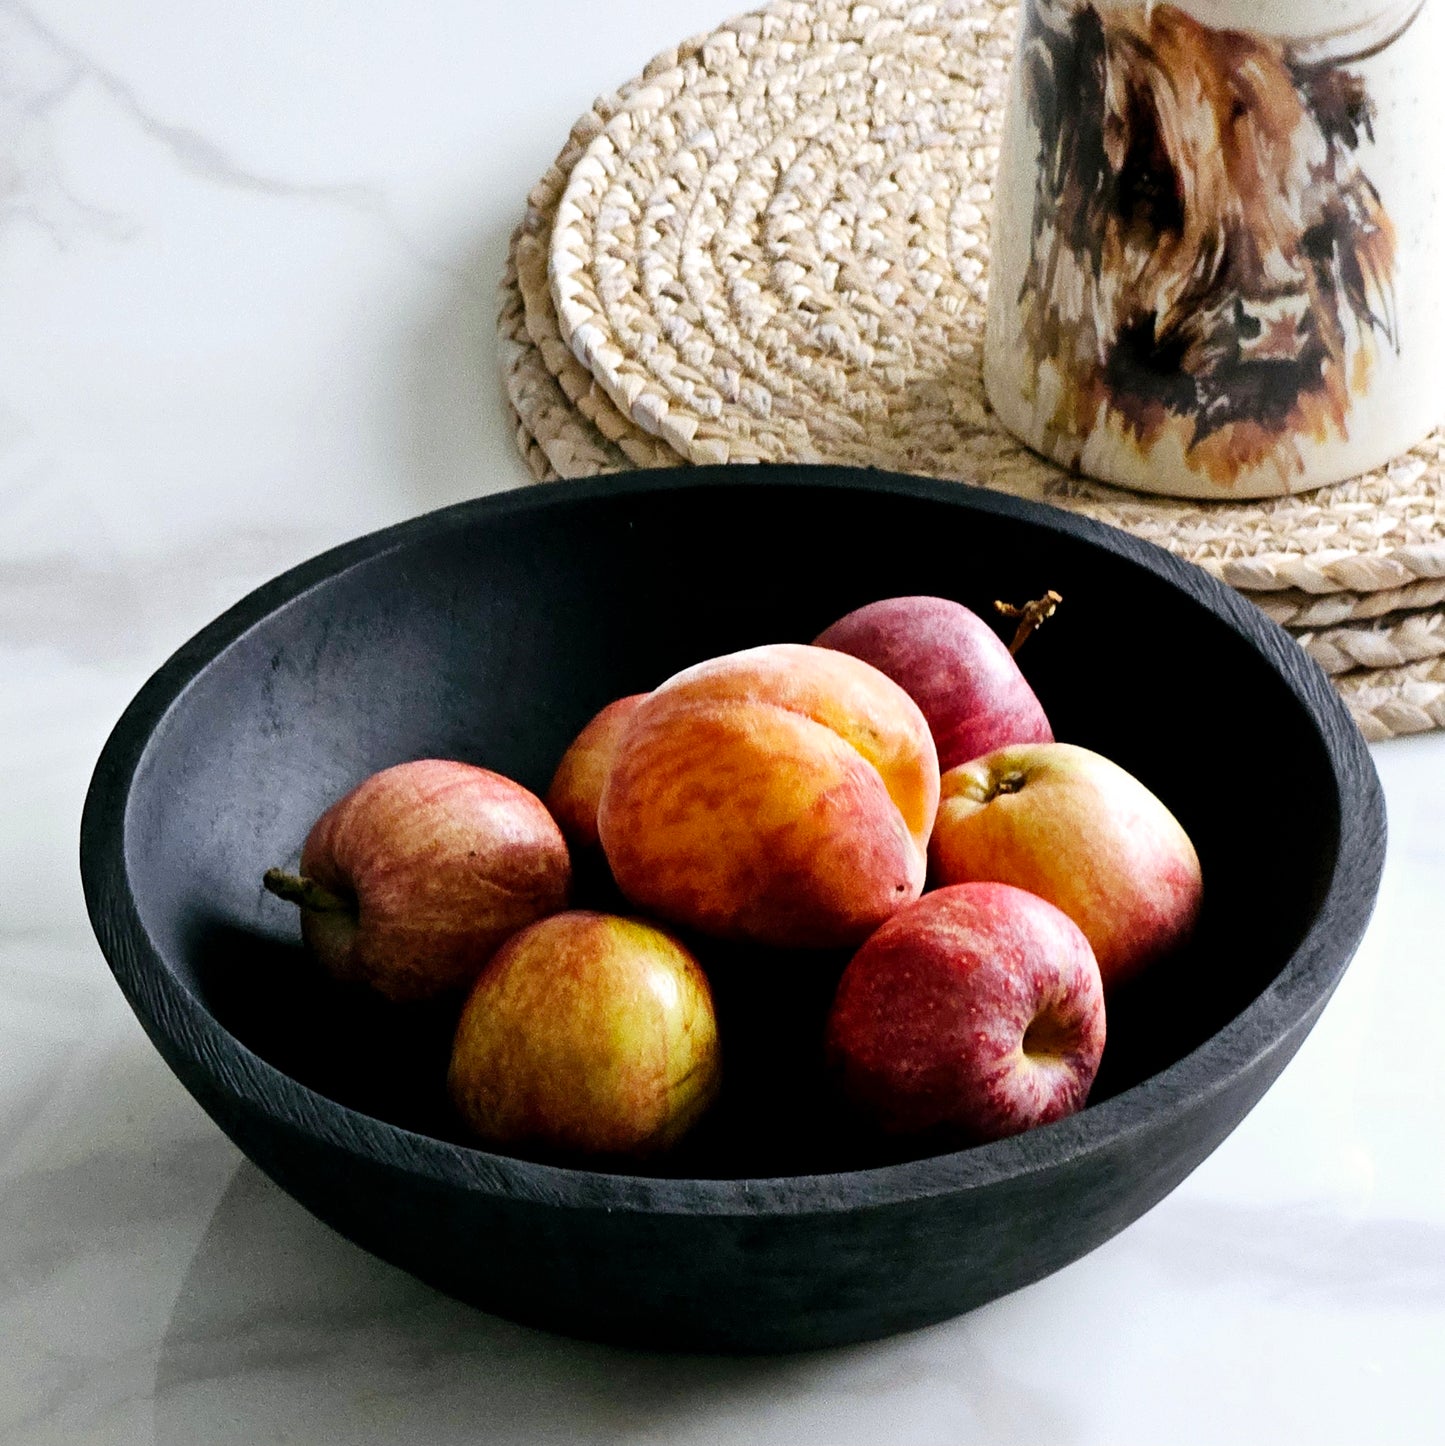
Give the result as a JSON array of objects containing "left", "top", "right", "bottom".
[{"left": 985, "top": 0, "right": 1444, "bottom": 497}]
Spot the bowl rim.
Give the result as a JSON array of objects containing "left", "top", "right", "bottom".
[{"left": 80, "top": 465, "right": 1386, "bottom": 1217}]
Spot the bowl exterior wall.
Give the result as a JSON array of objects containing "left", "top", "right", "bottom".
[{"left": 180, "top": 997, "right": 1324, "bottom": 1352}]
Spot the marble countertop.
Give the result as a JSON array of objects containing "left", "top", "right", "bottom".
[{"left": 4, "top": 2, "right": 1443, "bottom": 1441}]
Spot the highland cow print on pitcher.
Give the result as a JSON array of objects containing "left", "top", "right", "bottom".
[{"left": 985, "top": 0, "right": 1444, "bottom": 497}]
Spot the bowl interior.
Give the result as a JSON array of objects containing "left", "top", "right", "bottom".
[{"left": 118, "top": 472, "right": 1340, "bottom": 1178}]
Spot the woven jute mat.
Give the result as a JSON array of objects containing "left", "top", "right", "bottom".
[
  {"left": 500, "top": 250, "right": 629, "bottom": 479},
  {"left": 508, "top": 403, "right": 558, "bottom": 483},
  {"left": 1336, "top": 661, "right": 1445, "bottom": 743},
  {"left": 499, "top": 0, "right": 1445, "bottom": 738},
  {"left": 1297, "top": 613, "right": 1445, "bottom": 678}
]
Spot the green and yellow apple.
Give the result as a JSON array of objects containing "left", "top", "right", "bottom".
[{"left": 448, "top": 910, "right": 721, "bottom": 1159}]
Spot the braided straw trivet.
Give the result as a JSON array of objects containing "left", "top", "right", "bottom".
[
  {"left": 509, "top": 405, "right": 558, "bottom": 483},
  {"left": 1335, "top": 660, "right": 1445, "bottom": 742},
  {"left": 501, "top": 246, "right": 630, "bottom": 479},
  {"left": 544, "top": 0, "right": 1444, "bottom": 598},
  {"left": 513, "top": 66, "right": 694, "bottom": 473},
  {"left": 1298, "top": 611, "right": 1445, "bottom": 677}
]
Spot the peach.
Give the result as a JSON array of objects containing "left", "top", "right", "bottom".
[
  {"left": 448, "top": 911, "right": 721, "bottom": 1159},
  {"left": 597, "top": 644, "right": 940, "bottom": 948},
  {"left": 545, "top": 694, "right": 647, "bottom": 850}
]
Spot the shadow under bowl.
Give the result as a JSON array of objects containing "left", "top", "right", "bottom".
[{"left": 81, "top": 466, "right": 1385, "bottom": 1352}]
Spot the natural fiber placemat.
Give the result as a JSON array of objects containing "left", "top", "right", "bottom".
[
  {"left": 513, "top": 74, "right": 690, "bottom": 472},
  {"left": 1336, "top": 660, "right": 1445, "bottom": 742},
  {"left": 1298, "top": 611, "right": 1445, "bottom": 677},
  {"left": 544, "top": 0, "right": 1445, "bottom": 598},
  {"left": 500, "top": 247, "right": 629, "bottom": 479}
]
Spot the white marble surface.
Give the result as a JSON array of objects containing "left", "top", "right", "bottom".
[{"left": 3, "top": 2, "right": 1443, "bottom": 1441}]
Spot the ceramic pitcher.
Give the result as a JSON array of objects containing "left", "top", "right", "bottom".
[{"left": 984, "top": 0, "right": 1444, "bottom": 497}]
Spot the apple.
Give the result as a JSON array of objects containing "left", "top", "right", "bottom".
[
  {"left": 263, "top": 758, "right": 572, "bottom": 1002},
  {"left": 929, "top": 742, "right": 1203, "bottom": 992},
  {"left": 448, "top": 910, "right": 722, "bottom": 1159},
  {"left": 825, "top": 882, "right": 1105, "bottom": 1144},
  {"left": 813, "top": 595, "right": 1053, "bottom": 772},
  {"left": 545, "top": 694, "right": 647, "bottom": 850}
]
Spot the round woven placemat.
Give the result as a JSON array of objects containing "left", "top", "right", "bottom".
[
  {"left": 500, "top": 246, "right": 629, "bottom": 479},
  {"left": 513, "top": 68, "right": 692, "bottom": 473},
  {"left": 1298, "top": 612, "right": 1445, "bottom": 677},
  {"left": 1336, "top": 660, "right": 1445, "bottom": 742},
  {"left": 545, "top": 0, "right": 1445, "bottom": 597}
]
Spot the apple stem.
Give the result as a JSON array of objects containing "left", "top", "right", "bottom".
[
  {"left": 989, "top": 771, "right": 1028, "bottom": 800},
  {"left": 995, "top": 591, "right": 1063, "bottom": 656},
  {"left": 263, "top": 869, "right": 353, "bottom": 915}
]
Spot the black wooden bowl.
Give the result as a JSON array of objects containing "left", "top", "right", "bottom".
[{"left": 81, "top": 467, "right": 1384, "bottom": 1352}]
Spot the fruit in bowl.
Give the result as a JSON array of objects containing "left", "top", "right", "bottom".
[
  {"left": 255, "top": 600, "right": 1192, "bottom": 1165},
  {"left": 257, "top": 603, "right": 1189, "bottom": 1163},
  {"left": 929, "top": 743, "right": 1203, "bottom": 992},
  {"left": 262, "top": 758, "right": 571, "bottom": 1002},
  {"left": 597, "top": 642, "right": 940, "bottom": 949},
  {"left": 825, "top": 882, "right": 1106, "bottom": 1145},
  {"left": 448, "top": 911, "right": 721, "bottom": 1160}
]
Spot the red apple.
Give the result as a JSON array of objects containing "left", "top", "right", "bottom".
[
  {"left": 545, "top": 694, "right": 647, "bottom": 850},
  {"left": 825, "top": 883, "right": 1105, "bottom": 1144},
  {"left": 263, "top": 759, "right": 571, "bottom": 1002},
  {"left": 929, "top": 743, "right": 1202, "bottom": 992},
  {"left": 813, "top": 595, "right": 1053, "bottom": 772},
  {"left": 448, "top": 910, "right": 722, "bottom": 1159}
]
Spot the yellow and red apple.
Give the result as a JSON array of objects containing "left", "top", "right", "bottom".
[
  {"left": 929, "top": 742, "right": 1202, "bottom": 992},
  {"left": 545, "top": 694, "right": 647, "bottom": 851}
]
